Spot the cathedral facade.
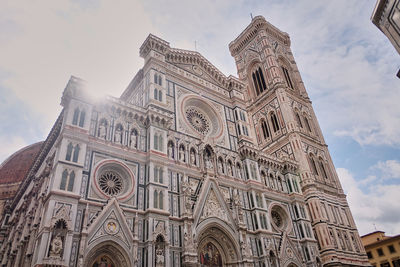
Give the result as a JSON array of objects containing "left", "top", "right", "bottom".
[{"left": 0, "top": 16, "right": 370, "bottom": 267}]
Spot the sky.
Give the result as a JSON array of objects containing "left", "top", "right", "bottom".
[{"left": 0, "top": 0, "right": 399, "bottom": 236}]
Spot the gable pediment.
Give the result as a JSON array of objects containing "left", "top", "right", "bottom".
[
  {"left": 170, "top": 62, "right": 227, "bottom": 88},
  {"left": 193, "top": 179, "right": 236, "bottom": 230},
  {"left": 278, "top": 233, "right": 304, "bottom": 267},
  {"left": 87, "top": 198, "right": 135, "bottom": 249},
  {"left": 166, "top": 50, "right": 230, "bottom": 89}
]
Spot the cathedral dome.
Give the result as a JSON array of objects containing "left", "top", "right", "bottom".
[{"left": 0, "top": 141, "right": 43, "bottom": 185}]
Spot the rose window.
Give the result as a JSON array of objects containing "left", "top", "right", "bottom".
[
  {"left": 98, "top": 171, "right": 123, "bottom": 196},
  {"left": 185, "top": 107, "right": 211, "bottom": 135},
  {"left": 271, "top": 210, "right": 282, "bottom": 227}
]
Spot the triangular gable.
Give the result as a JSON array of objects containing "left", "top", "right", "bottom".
[
  {"left": 278, "top": 233, "right": 303, "bottom": 267},
  {"left": 166, "top": 49, "right": 231, "bottom": 89},
  {"left": 193, "top": 179, "right": 236, "bottom": 231},
  {"left": 170, "top": 62, "right": 226, "bottom": 88},
  {"left": 87, "top": 198, "right": 135, "bottom": 249}
]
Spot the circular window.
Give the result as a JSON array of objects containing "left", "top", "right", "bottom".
[
  {"left": 185, "top": 107, "right": 211, "bottom": 135},
  {"left": 93, "top": 160, "right": 135, "bottom": 200},
  {"left": 271, "top": 210, "right": 282, "bottom": 227},
  {"left": 98, "top": 171, "right": 123, "bottom": 196},
  {"left": 270, "top": 205, "right": 290, "bottom": 231},
  {"left": 181, "top": 96, "right": 223, "bottom": 138}
]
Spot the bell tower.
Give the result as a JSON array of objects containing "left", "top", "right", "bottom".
[{"left": 229, "top": 16, "right": 370, "bottom": 266}]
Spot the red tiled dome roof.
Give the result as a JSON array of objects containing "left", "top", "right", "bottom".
[{"left": 0, "top": 142, "right": 43, "bottom": 184}]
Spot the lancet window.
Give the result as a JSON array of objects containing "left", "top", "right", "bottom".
[
  {"left": 252, "top": 67, "right": 267, "bottom": 95},
  {"left": 72, "top": 107, "right": 85, "bottom": 127},
  {"left": 270, "top": 112, "right": 280, "bottom": 132},
  {"left": 60, "top": 169, "right": 75, "bottom": 192},
  {"left": 282, "top": 67, "right": 294, "bottom": 89}
]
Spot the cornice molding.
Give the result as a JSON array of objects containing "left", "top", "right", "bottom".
[{"left": 229, "top": 15, "right": 290, "bottom": 57}]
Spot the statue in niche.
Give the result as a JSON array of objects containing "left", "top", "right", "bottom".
[
  {"left": 233, "top": 189, "right": 244, "bottom": 223},
  {"left": 204, "top": 152, "right": 213, "bottom": 170},
  {"left": 227, "top": 163, "right": 233, "bottom": 176},
  {"left": 98, "top": 122, "right": 107, "bottom": 139},
  {"left": 114, "top": 127, "right": 122, "bottom": 144},
  {"left": 183, "top": 224, "right": 194, "bottom": 250},
  {"left": 237, "top": 166, "right": 242, "bottom": 179},
  {"left": 168, "top": 142, "right": 174, "bottom": 159},
  {"left": 190, "top": 149, "right": 196, "bottom": 165},
  {"left": 218, "top": 160, "right": 223, "bottom": 174},
  {"left": 181, "top": 178, "right": 193, "bottom": 215},
  {"left": 179, "top": 146, "right": 185, "bottom": 162},
  {"left": 156, "top": 248, "right": 164, "bottom": 266},
  {"left": 41, "top": 154, "right": 54, "bottom": 178},
  {"left": 130, "top": 130, "right": 137, "bottom": 149},
  {"left": 49, "top": 234, "right": 63, "bottom": 257},
  {"left": 155, "top": 235, "right": 165, "bottom": 267}
]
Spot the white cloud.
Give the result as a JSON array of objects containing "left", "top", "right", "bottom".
[
  {"left": 373, "top": 160, "right": 400, "bottom": 179},
  {"left": 139, "top": 0, "right": 400, "bottom": 146},
  {"left": 338, "top": 168, "right": 400, "bottom": 236},
  {"left": 0, "top": 0, "right": 154, "bottom": 128}
]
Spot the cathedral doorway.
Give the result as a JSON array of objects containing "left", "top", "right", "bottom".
[
  {"left": 197, "top": 226, "right": 239, "bottom": 266},
  {"left": 91, "top": 255, "right": 116, "bottom": 267},
  {"left": 84, "top": 241, "right": 131, "bottom": 267},
  {"left": 199, "top": 241, "right": 223, "bottom": 266}
]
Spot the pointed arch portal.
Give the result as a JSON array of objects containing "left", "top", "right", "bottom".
[
  {"left": 85, "top": 241, "right": 131, "bottom": 267},
  {"left": 196, "top": 225, "right": 239, "bottom": 266}
]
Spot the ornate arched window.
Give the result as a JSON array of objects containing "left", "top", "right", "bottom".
[
  {"left": 60, "top": 170, "right": 74, "bottom": 192},
  {"left": 154, "top": 132, "right": 163, "bottom": 151},
  {"left": 270, "top": 112, "right": 280, "bottom": 132},
  {"left": 304, "top": 115, "right": 312, "bottom": 133},
  {"left": 78, "top": 110, "right": 85, "bottom": 127},
  {"left": 60, "top": 170, "right": 68, "bottom": 190},
  {"left": 158, "top": 75, "right": 162, "bottom": 86},
  {"left": 309, "top": 156, "right": 319, "bottom": 175},
  {"left": 154, "top": 88, "right": 158, "bottom": 100},
  {"left": 295, "top": 112, "right": 303, "bottom": 128},
  {"left": 159, "top": 191, "right": 164, "bottom": 209},
  {"left": 282, "top": 67, "right": 294, "bottom": 89},
  {"left": 154, "top": 73, "right": 158, "bottom": 84},
  {"left": 72, "top": 108, "right": 80, "bottom": 125},
  {"left": 154, "top": 190, "right": 158, "bottom": 208},
  {"left": 154, "top": 166, "right": 159, "bottom": 182},
  {"left": 154, "top": 166, "right": 163, "bottom": 184},
  {"left": 218, "top": 157, "right": 224, "bottom": 174},
  {"left": 260, "top": 119, "right": 270, "bottom": 139},
  {"left": 158, "top": 134, "right": 163, "bottom": 150},
  {"left": 65, "top": 142, "right": 73, "bottom": 161},
  {"left": 252, "top": 66, "right": 267, "bottom": 95},
  {"left": 72, "top": 144, "right": 80, "bottom": 163},
  {"left": 159, "top": 168, "right": 163, "bottom": 184},
  {"left": 72, "top": 108, "right": 85, "bottom": 127},
  {"left": 319, "top": 159, "right": 329, "bottom": 179},
  {"left": 67, "top": 171, "right": 75, "bottom": 191}
]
